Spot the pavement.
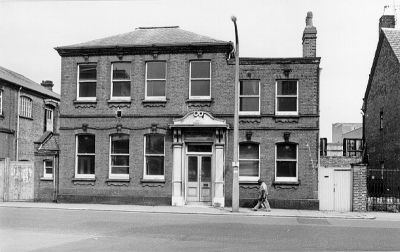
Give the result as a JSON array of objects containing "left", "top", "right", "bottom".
[{"left": 3, "top": 201, "right": 400, "bottom": 220}]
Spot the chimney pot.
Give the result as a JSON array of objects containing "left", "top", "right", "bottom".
[
  {"left": 302, "top": 11, "right": 317, "bottom": 58},
  {"left": 41, "top": 80, "right": 54, "bottom": 91}
]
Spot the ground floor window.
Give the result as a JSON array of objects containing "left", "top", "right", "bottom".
[
  {"left": 275, "top": 142, "right": 297, "bottom": 182},
  {"left": 110, "top": 134, "right": 129, "bottom": 179},
  {"left": 76, "top": 134, "right": 95, "bottom": 178},
  {"left": 239, "top": 142, "right": 260, "bottom": 181},
  {"left": 43, "top": 159, "right": 53, "bottom": 179},
  {"left": 144, "top": 134, "right": 164, "bottom": 180}
]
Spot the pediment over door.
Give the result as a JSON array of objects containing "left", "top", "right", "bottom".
[{"left": 171, "top": 111, "right": 228, "bottom": 128}]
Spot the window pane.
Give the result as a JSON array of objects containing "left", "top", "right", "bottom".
[
  {"left": 77, "top": 155, "right": 95, "bottom": 174},
  {"left": 113, "top": 63, "right": 130, "bottom": 80},
  {"left": 78, "top": 135, "right": 95, "bottom": 153},
  {"left": 147, "top": 80, "right": 166, "bottom": 96},
  {"left": 240, "top": 80, "right": 259, "bottom": 95},
  {"left": 79, "top": 82, "right": 96, "bottom": 97},
  {"left": 277, "top": 144, "right": 296, "bottom": 159},
  {"left": 277, "top": 80, "right": 297, "bottom": 95},
  {"left": 191, "top": 80, "right": 210, "bottom": 96},
  {"left": 239, "top": 160, "right": 259, "bottom": 176},
  {"left": 45, "top": 160, "right": 53, "bottom": 167},
  {"left": 146, "top": 135, "right": 164, "bottom": 154},
  {"left": 240, "top": 97, "right": 259, "bottom": 112},
  {"left": 111, "top": 134, "right": 129, "bottom": 154},
  {"left": 147, "top": 62, "right": 166, "bottom": 79},
  {"left": 277, "top": 97, "right": 297, "bottom": 112},
  {"left": 187, "top": 145, "right": 212, "bottom": 153},
  {"left": 239, "top": 144, "right": 259, "bottom": 159},
  {"left": 111, "top": 166, "right": 129, "bottom": 174},
  {"left": 276, "top": 161, "right": 296, "bottom": 177},
  {"left": 45, "top": 168, "right": 53, "bottom": 174},
  {"left": 79, "top": 65, "right": 97, "bottom": 80},
  {"left": 146, "top": 156, "right": 164, "bottom": 175},
  {"left": 201, "top": 156, "right": 211, "bottom": 181},
  {"left": 112, "top": 81, "right": 130, "bottom": 97},
  {"left": 111, "top": 156, "right": 129, "bottom": 166},
  {"left": 188, "top": 156, "right": 198, "bottom": 182},
  {"left": 191, "top": 61, "right": 210, "bottom": 78}
]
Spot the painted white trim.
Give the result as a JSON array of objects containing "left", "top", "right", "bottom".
[
  {"left": 275, "top": 143, "right": 298, "bottom": 182},
  {"left": 238, "top": 142, "right": 260, "bottom": 182},
  {"left": 189, "top": 61, "right": 211, "bottom": 99},
  {"left": 0, "top": 90, "right": 2, "bottom": 115},
  {"left": 20, "top": 96, "right": 32, "bottom": 118},
  {"left": 239, "top": 80, "right": 260, "bottom": 115},
  {"left": 77, "top": 64, "right": 97, "bottom": 101},
  {"left": 110, "top": 62, "right": 131, "bottom": 100},
  {"left": 143, "top": 134, "right": 165, "bottom": 180},
  {"left": 43, "top": 158, "right": 54, "bottom": 179},
  {"left": 145, "top": 61, "right": 167, "bottom": 101},
  {"left": 275, "top": 80, "right": 298, "bottom": 116},
  {"left": 108, "top": 134, "right": 130, "bottom": 180},
  {"left": 75, "top": 135, "right": 95, "bottom": 179}
]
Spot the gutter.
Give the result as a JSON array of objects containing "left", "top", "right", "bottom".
[{"left": 16, "top": 87, "right": 21, "bottom": 161}]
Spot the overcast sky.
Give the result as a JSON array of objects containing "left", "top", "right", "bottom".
[{"left": 0, "top": 0, "right": 395, "bottom": 141}]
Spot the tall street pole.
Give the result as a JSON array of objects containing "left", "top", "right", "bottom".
[{"left": 231, "top": 15, "right": 239, "bottom": 212}]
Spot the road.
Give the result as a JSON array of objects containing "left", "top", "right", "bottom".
[{"left": 1, "top": 207, "right": 400, "bottom": 251}]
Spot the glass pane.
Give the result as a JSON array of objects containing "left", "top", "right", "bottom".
[
  {"left": 146, "top": 135, "right": 164, "bottom": 154},
  {"left": 113, "top": 63, "right": 130, "bottom": 80},
  {"left": 276, "top": 161, "right": 296, "bottom": 177},
  {"left": 45, "top": 168, "right": 53, "bottom": 174},
  {"left": 147, "top": 80, "right": 166, "bottom": 97},
  {"left": 277, "top": 144, "right": 296, "bottom": 159},
  {"left": 112, "top": 166, "right": 129, "bottom": 174},
  {"left": 277, "top": 80, "right": 297, "bottom": 95},
  {"left": 239, "top": 160, "right": 259, "bottom": 177},
  {"left": 188, "top": 156, "right": 198, "bottom": 182},
  {"left": 277, "top": 97, "right": 297, "bottom": 112},
  {"left": 77, "top": 155, "right": 95, "bottom": 174},
  {"left": 191, "top": 61, "right": 210, "bottom": 78},
  {"left": 79, "top": 82, "right": 96, "bottom": 97},
  {"left": 187, "top": 145, "right": 212, "bottom": 153},
  {"left": 147, "top": 62, "right": 166, "bottom": 79},
  {"left": 111, "top": 156, "right": 129, "bottom": 166},
  {"left": 78, "top": 135, "right": 95, "bottom": 153},
  {"left": 239, "top": 143, "right": 259, "bottom": 159},
  {"left": 45, "top": 160, "right": 53, "bottom": 167},
  {"left": 240, "top": 97, "right": 259, "bottom": 112},
  {"left": 191, "top": 80, "right": 210, "bottom": 96},
  {"left": 79, "top": 65, "right": 96, "bottom": 80},
  {"left": 111, "top": 134, "right": 129, "bottom": 154},
  {"left": 112, "top": 81, "right": 130, "bottom": 97},
  {"left": 201, "top": 156, "right": 211, "bottom": 182},
  {"left": 240, "top": 80, "right": 259, "bottom": 95},
  {"left": 146, "top": 156, "right": 164, "bottom": 175}
]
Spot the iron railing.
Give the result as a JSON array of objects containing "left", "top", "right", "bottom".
[{"left": 367, "top": 169, "right": 400, "bottom": 212}]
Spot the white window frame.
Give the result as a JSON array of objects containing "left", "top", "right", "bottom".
[
  {"left": 43, "top": 158, "right": 54, "bottom": 179},
  {"left": 145, "top": 61, "right": 167, "bottom": 101},
  {"left": 239, "top": 142, "right": 260, "bottom": 182},
  {"left": 109, "top": 134, "right": 130, "bottom": 180},
  {"left": 45, "top": 108, "right": 54, "bottom": 132},
  {"left": 275, "top": 143, "right": 298, "bottom": 182},
  {"left": 275, "top": 80, "right": 298, "bottom": 116},
  {"left": 0, "top": 90, "right": 2, "bottom": 115},
  {"left": 143, "top": 134, "right": 165, "bottom": 180},
  {"left": 110, "top": 62, "right": 131, "bottom": 101},
  {"left": 239, "top": 80, "right": 260, "bottom": 116},
  {"left": 75, "top": 135, "right": 95, "bottom": 179},
  {"left": 189, "top": 61, "right": 211, "bottom": 99},
  {"left": 20, "top": 96, "right": 32, "bottom": 118},
  {"left": 77, "top": 64, "right": 97, "bottom": 101}
]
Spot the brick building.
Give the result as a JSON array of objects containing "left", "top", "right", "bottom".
[{"left": 55, "top": 12, "right": 320, "bottom": 209}]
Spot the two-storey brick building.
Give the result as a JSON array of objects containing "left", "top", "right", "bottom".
[{"left": 55, "top": 12, "right": 320, "bottom": 209}]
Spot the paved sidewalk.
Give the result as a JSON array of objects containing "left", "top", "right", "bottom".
[{"left": 1, "top": 201, "right": 391, "bottom": 220}]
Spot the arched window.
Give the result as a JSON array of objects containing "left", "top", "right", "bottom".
[
  {"left": 275, "top": 142, "right": 298, "bottom": 182},
  {"left": 75, "top": 134, "right": 95, "bottom": 178},
  {"left": 109, "top": 134, "right": 130, "bottom": 179},
  {"left": 144, "top": 134, "right": 165, "bottom": 180},
  {"left": 239, "top": 142, "right": 260, "bottom": 181},
  {"left": 20, "top": 96, "right": 33, "bottom": 118}
]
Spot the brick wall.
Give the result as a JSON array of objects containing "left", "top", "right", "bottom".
[{"left": 352, "top": 163, "right": 367, "bottom": 211}]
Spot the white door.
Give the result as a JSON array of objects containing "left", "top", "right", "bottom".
[
  {"left": 334, "top": 169, "right": 352, "bottom": 212},
  {"left": 45, "top": 109, "right": 53, "bottom": 132},
  {"left": 186, "top": 155, "right": 212, "bottom": 203},
  {"left": 319, "top": 167, "right": 352, "bottom": 211},
  {"left": 319, "top": 168, "right": 334, "bottom": 211}
]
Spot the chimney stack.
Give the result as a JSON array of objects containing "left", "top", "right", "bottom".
[
  {"left": 379, "top": 15, "right": 395, "bottom": 30},
  {"left": 41, "top": 80, "right": 54, "bottom": 91},
  {"left": 302, "top": 11, "right": 317, "bottom": 58}
]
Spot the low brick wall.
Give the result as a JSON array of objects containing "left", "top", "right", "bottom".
[{"left": 352, "top": 163, "right": 367, "bottom": 212}]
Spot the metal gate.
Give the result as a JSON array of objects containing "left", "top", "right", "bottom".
[
  {"left": 0, "top": 158, "right": 34, "bottom": 201},
  {"left": 319, "top": 167, "right": 352, "bottom": 211},
  {"left": 367, "top": 169, "right": 400, "bottom": 212}
]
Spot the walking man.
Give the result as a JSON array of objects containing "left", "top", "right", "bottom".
[{"left": 252, "top": 179, "right": 271, "bottom": 211}]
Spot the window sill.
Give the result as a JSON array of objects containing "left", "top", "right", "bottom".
[
  {"left": 106, "top": 178, "right": 130, "bottom": 186},
  {"left": 273, "top": 181, "right": 300, "bottom": 189},
  {"left": 73, "top": 100, "right": 97, "bottom": 108},
  {"left": 19, "top": 115, "right": 33, "bottom": 120},
  {"left": 142, "top": 99, "right": 168, "bottom": 107},
  {"left": 40, "top": 177, "right": 53, "bottom": 181},
  {"left": 72, "top": 177, "right": 96, "bottom": 185},
  {"left": 140, "top": 178, "right": 166, "bottom": 187},
  {"left": 107, "top": 99, "right": 131, "bottom": 108},
  {"left": 273, "top": 115, "right": 299, "bottom": 123},
  {"left": 239, "top": 115, "right": 261, "bottom": 124},
  {"left": 186, "top": 98, "right": 213, "bottom": 108}
]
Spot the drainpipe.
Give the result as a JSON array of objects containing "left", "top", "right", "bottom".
[
  {"left": 53, "top": 152, "right": 59, "bottom": 202},
  {"left": 16, "top": 87, "right": 22, "bottom": 161}
]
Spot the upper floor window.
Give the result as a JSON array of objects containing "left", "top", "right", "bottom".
[
  {"left": 109, "top": 134, "right": 129, "bottom": 179},
  {"left": 76, "top": 134, "right": 95, "bottom": 178},
  {"left": 45, "top": 108, "right": 53, "bottom": 132},
  {"left": 380, "top": 111, "right": 383, "bottom": 130},
  {"left": 0, "top": 90, "right": 2, "bottom": 115},
  {"left": 20, "top": 96, "right": 32, "bottom": 118},
  {"left": 146, "top": 61, "right": 166, "bottom": 100},
  {"left": 239, "top": 142, "right": 260, "bottom": 182},
  {"left": 144, "top": 134, "right": 165, "bottom": 180},
  {"left": 111, "top": 62, "right": 131, "bottom": 100},
  {"left": 190, "top": 61, "right": 211, "bottom": 99},
  {"left": 275, "top": 143, "right": 298, "bottom": 182},
  {"left": 43, "top": 159, "right": 54, "bottom": 179},
  {"left": 77, "top": 64, "right": 97, "bottom": 101},
  {"left": 239, "top": 80, "right": 260, "bottom": 115},
  {"left": 276, "top": 80, "right": 298, "bottom": 116},
  {"left": 343, "top": 138, "right": 363, "bottom": 157}
]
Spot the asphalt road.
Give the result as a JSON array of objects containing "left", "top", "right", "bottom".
[{"left": 1, "top": 207, "right": 400, "bottom": 251}]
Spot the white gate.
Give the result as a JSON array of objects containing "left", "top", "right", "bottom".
[
  {"left": 319, "top": 167, "right": 352, "bottom": 211},
  {"left": 0, "top": 158, "right": 34, "bottom": 201}
]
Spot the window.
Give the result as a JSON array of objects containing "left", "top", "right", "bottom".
[
  {"left": 146, "top": 61, "right": 166, "bottom": 100},
  {"left": 276, "top": 80, "right": 298, "bottom": 115},
  {"left": 0, "top": 90, "right": 2, "bottom": 115},
  {"left": 239, "top": 80, "right": 260, "bottom": 115},
  {"left": 239, "top": 143, "right": 260, "bottom": 181},
  {"left": 144, "top": 134, "right": 164, "bottom": 180},
  {"left": 275, "top": 143, "right": 298, "bottom": 182},
  {"left": 75, "top": 134, "right": 95, "bottom": 178},
  {"left": 43, "top": 159, "right": 53, "bottom": 179},
  {"left": 190, "top": 61, "right": 211, "bottom": 99},
  {"left": 343, "top": 138, "right": 363, "bottom": 157},
  {"left": 20, "top": 96, "right": 32, "bottom": 118},
  {"left": 109, "top": 134, "right": 129, "bottom": 179},
  {"left": 380, "top": 111, "right": 383, "bottom": 130},
  {"left": 77, "top": 64, "right": 97, "bottom": 100},
  {"left": 111, "top": 63, "right": 131, "bottom": 99},
  {"left": 45, "top": 108, "right": 53, "bottom": 132}
]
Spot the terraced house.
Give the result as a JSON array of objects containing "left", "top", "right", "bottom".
[{"left": 55, "top": 12, "right": 320, "bottom": 209}]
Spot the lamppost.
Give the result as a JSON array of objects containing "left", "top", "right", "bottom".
[{"left": 231, "top": 15, "right": 239, "bottom": 212}]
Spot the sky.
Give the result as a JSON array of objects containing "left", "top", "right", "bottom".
[{"left": 0, "top": 0, "right": 396, "bottom": 141}]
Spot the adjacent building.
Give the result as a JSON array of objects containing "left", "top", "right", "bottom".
[{"left": 55, "top": 12, "right": 320, "bottom": 209}]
